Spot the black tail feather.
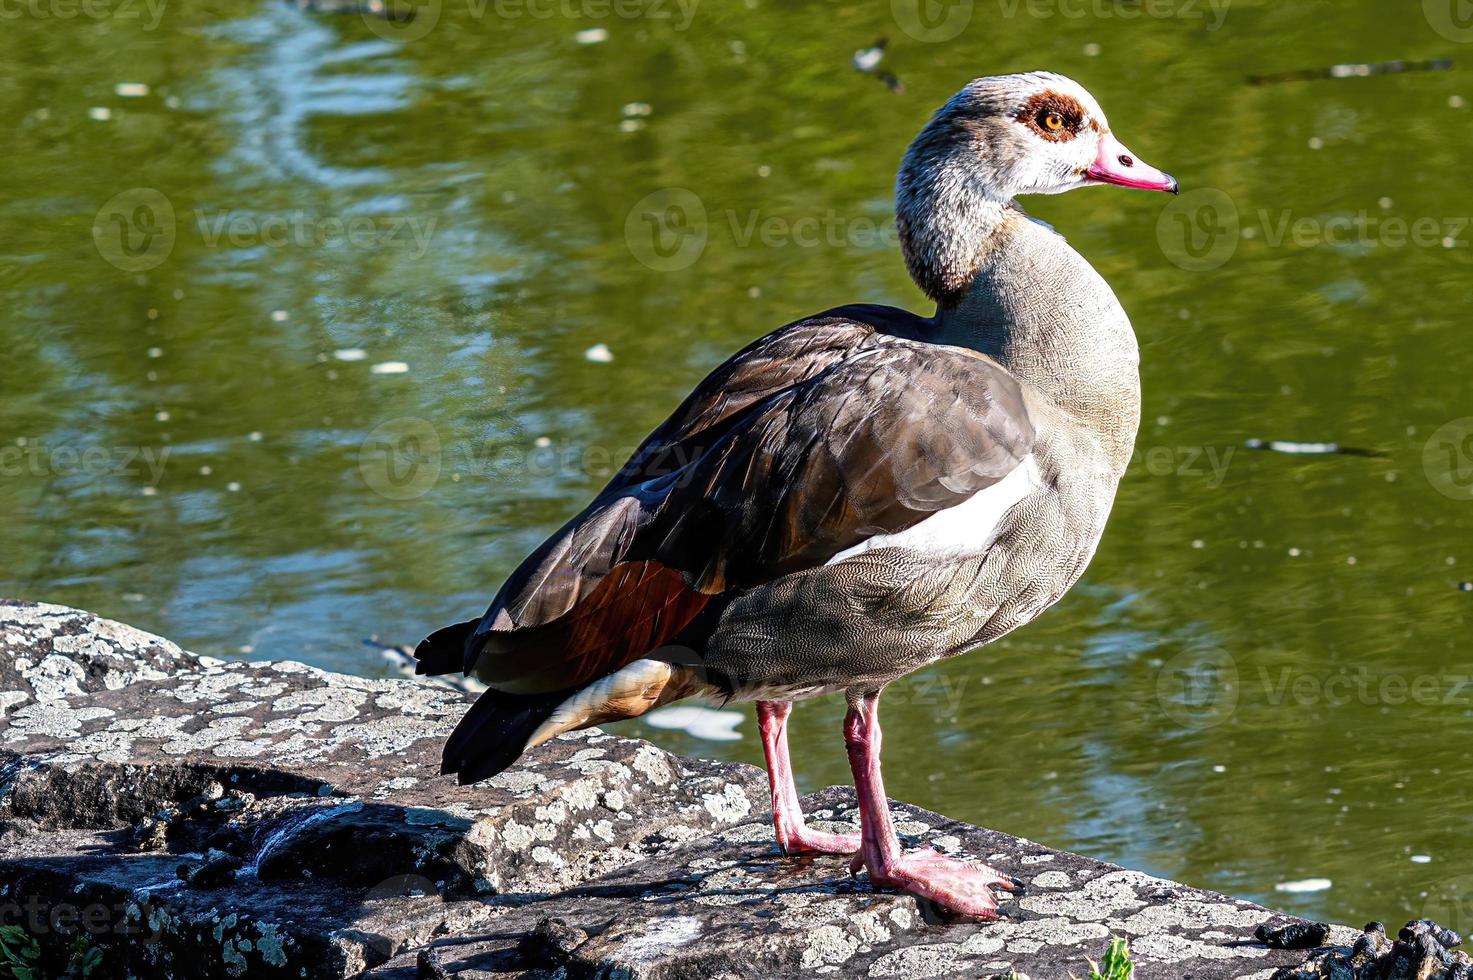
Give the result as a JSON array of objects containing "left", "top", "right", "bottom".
[
  {"left": 414, "top": 619, "right": 481, "bottom": 677},
  {"left": 441, "top": 687, "right": 570, "bottom": 785}
]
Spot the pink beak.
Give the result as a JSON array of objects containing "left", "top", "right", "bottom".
[{"left": 1086, "top": 131, "right": 1179, "bottom": 194}]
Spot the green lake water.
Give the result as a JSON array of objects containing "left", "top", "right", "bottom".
[{"left": 3, "top": 0, "right": 1472, "bottom": 930}]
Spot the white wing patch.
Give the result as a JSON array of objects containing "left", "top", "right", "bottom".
[{"left": 827, "top": 454, "right": 1044, "bottom": 564}]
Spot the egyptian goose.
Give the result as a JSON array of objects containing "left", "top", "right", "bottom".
[{"left": 416, "top": 72, "right": 1177, "bottom": 919}]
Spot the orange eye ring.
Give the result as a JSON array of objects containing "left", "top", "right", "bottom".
[{"left": 1043, "top": 112, "right": 1066, "bottom": 132}]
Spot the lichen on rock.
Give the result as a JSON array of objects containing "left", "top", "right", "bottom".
[{"left": 0, "top": 601, "right": 1446, "bottom": 980}]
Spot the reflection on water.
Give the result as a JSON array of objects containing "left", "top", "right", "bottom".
[{"left": 2, "top": 0, "right": 1471, "bottom": 929}]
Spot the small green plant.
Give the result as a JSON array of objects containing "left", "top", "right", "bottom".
[
  {"left": 63, "top": 937, "right": 102, "bottom": 980},
  {"left": 0, "top": 926, "right": 43, "bottom": 980},
  {"left": 0, "top": 928, "right": 103, "bottom": 980},
  {"left": 1076, "top": 936, "right": 1135, "bottom": 980}
]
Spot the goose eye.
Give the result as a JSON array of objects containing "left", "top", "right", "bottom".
[{"left": 1042, "top": 112, "right": 1065, "bottom": 132}]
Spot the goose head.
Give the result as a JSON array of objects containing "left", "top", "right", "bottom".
[
  {"left": 902, "top": 71, "right": 1177, "bottom": 202},
  {"left": 897, "top": 72, "right": 1178, "bottom": 302}
]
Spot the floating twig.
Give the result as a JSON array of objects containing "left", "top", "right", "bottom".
[
  {"left": 1244, "top": 438, "right": 1385, "bottom": 458},
  {"left": 1248, "top": 58, "right": 1453, "bottom": 86}
]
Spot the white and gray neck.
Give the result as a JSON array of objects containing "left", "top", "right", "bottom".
[{"left": 899, "top": 185, "right": 1141, "bottom": 463}]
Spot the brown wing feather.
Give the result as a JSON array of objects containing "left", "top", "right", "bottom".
[
  {"left": 610, "top": 305, "right": 920, "bottom": 488},
  {"left": 464, "top": 304, "right": 1036, "bottom": 693},
  {"left": 475, "top": 561, "right": 709, "bottom": 694},
  {"left": 641, "top": 336, "right": 1034, "bottom": 589}
]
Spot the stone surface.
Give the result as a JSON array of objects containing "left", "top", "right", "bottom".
[
  {"left": 0, "top": 600, "right": 197, "bottom": 713},
  {"left": 1, "top": 603, "right": 766, "bottom": 978},
  {"left": 399, "top": 787, "right": 1358, "bottom": 980},
  {"left": 0, "top": 602, "right": 1424, "bottom": 979}
]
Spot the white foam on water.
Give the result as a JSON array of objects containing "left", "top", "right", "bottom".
[{"left": 1274, "top": 878, "right": 1332, "bottom": 894}]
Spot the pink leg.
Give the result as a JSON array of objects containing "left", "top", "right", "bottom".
[
  {"left": 844, "top": 692, "right": 1019, "bottom": 920},
  {"left": 757, "top": 701, "right": 861, "bottom": 856}
]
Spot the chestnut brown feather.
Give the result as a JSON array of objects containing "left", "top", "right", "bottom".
[{"left": 473, "top": 560, "right": 709, "bottom": 694}]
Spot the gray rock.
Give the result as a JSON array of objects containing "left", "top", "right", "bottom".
[
  {"left": 0, "top": 602, "right": 1431, "bottom": 980},
  {"left": 1271, "top": 920, "right": 1473, "bottom": 979},
  {"left": 1, "top": 602, "right": 766, "bottom": 978},
  {"left": 0, "top": 599, "right": 197, "bottom": 716},
  {"left": 409, "top": 787, "right": 1341, "bottom": 980}
]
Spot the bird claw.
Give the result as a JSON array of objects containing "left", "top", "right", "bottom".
[
  {"left": 776, "top": 828, "right": 862, "bottom": 858},
  {"left": 856, "top": 847, "right": 1018, "bottom": 921}
]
